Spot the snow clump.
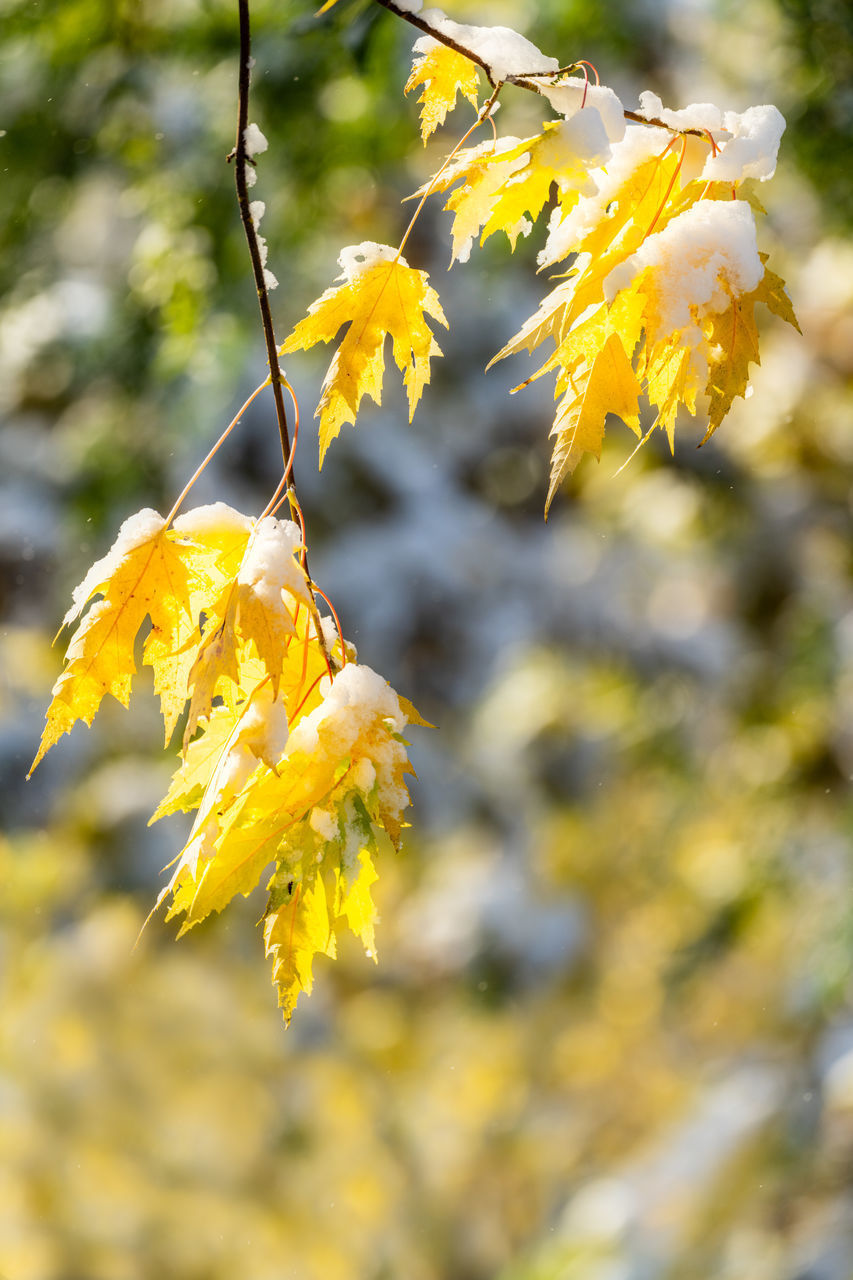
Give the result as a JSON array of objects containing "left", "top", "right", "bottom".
[
  {"left": 287, "top": 664, "right": 411, "bottom": 818},
  {"left": 237, "top": 517, "right": 310, "bottom": 609},
  {"left": 603, "top": 198, "right": 763, "bottom": 330},
  {"left": 537, "top": 80, "right": 626, "bottom": 144},
  {"left": 172, "top": 502, "right": 253, "bottom": 542},
  {"left": 337, "top": 241, "right": 405, "bottom": 282},
  {"left": 243, "top": 123, "right": 268, "bottom": 157},
  {"left": 702, "top": 105, "right": 785, "bottom": 183},
  {"left": 636, "top": 93, "right": 785, "bottom": 183}
]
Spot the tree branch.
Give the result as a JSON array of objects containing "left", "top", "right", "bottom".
[
  {"left": 232, "top": 0, "right": 336, "bottom": 672},
  {"left": 233, "top": 0, "right": 294, "bottom": 471},
  {"left": 372, "top": 0, "right": 496, "bottom": 84},
  {"left": 371, "top": 0, "right": 714, "bottom": 140}
]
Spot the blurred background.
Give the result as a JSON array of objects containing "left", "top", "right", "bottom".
[{"left": 2, "top": 0, "right": 853, "bottom": 1276}]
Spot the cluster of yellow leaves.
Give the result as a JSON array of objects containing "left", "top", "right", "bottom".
[
  {"left": 32, "top": 503, "right": 423, "bottom": 1021},
  {"left": 486, "top": 136, "right": 799, "bottom": 509},
  {"left": 281, "top": 29, "right": 797, "bottom": 514},
  {"left": 280, "top": 243, "right": 447, "bottom": 463}
]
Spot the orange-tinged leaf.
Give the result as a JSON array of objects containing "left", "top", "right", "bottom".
[
  {"left": 701, "top": 293, "right": 760, "bottom": 441},
  {"left": 755, "top": 254, "right": 800, "bottom": 332},
  {"left": 280, "top": 243, "right": 447, "bottom": 461},
  {"left": 405, "top": 41, "right": 479, "bottom": 142}
]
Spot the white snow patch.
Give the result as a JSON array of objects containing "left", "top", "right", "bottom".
[
  {"left": 395, "top": 0, "right": 423, "bottom": 11},
  {"left": 264, "top": 269, "right": 279, "bottom": 291},
  {"left": 604, "top": 200, "right": 763, "bottom": 334},
  {"left": 419, "top": 8, "right": 558, "bottom": 81},
  {"left": 537, "top": 80, "right": 626, "bottom": 144},
  {"left": 635, "top": 94, "right": 785, "bottom": 184},
  {"left": 64, "top": 508, "right": 165, "bottom": 625},
  {"left": 288, "top": 664, "right": 406, "bottom": 758},
  {"left": 249, "top": 200, "right": 265, "bottom": 229},
  {"left": 238, "top": 516, "right": 310, "bottom": 608},
  {"left": 310, "top": 806, "right": 339, "bottom": 841},
  {"left": 637, "top": 90, "right": 723, "bottom": 135},
  {"left": 172, "top": 502, "right": 253, "bottom": 540},
  {"left": 285, "top": 664, "right": 413, "bottom": 818},
  {"left": 702, "top": 104, "right": 785, "bottom": 182},
  {"left": 337, "top": 241, "right": 405, "bottom": 282},
  {"left": 351, "top": 757, "right": 377, "bottom": 793},
  {"left": 243, "top": 122, "right": 268, "bottom": 157},
  {"left": 546, "top": 111, "right": 613, "bottom": 177}
]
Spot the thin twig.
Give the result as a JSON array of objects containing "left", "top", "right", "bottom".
[
  {"left": 396, "top": 79, "right": 504, "bottom": 262},
  {"left": 233, "top": 0, "right": 336, "bottom": 675},
  {"left": 165, "top": 377, "right": 269, "bottom": 527},
  {"left": 233, "top": 0, "right": 293, "bottom": 471},
  {"left": 372, "top": 0, "right": 496, "bottom": 84}
]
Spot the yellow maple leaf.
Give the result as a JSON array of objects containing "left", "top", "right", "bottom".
[
  {"left": 148, "top": 503, "right": 254, "bottom": 742},
  {"left": 334, "top": 848, "right": 379, "bottom": 956},
  {"left": 546, "top": 333, "right": 642, "bottom": 513},
  {"left": 31, "top": 510, "right": 191, "bottom": 772},
  {"left": 411, "top": 138, "right": 530, "bottom": 263},
  {"left": 160, "top": 678, "right": 294, "bottom": 931},
  {"left": 280, "top": 242, "right": 447, "bottom": 462},
  {"left": 150, "top": 702, "right": 239, "bottom": 823},
  {"left": 264, "top": 870, "right": 337, "bottom": 1021},
  {"left": 644, "top": 340, "right": 702, "bottom": 446},
  {"left": 405, "top": 40, "right": 479, "bottom": 142},
  {"left": 701, "top": 256, "right": 799, "bottom": 441}
]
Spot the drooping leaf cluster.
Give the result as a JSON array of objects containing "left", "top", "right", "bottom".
[
  {"left": 283, "top": 14, "right": 799, "bottom": 514},
  {"left": 31, "top": 504, "right": 423, "bottom": 1021}
]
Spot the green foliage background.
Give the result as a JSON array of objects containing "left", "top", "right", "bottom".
[{"left": 2, "top": 1, "right": 853, "bottom": 1277}]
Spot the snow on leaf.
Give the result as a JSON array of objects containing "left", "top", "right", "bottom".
[
  {"left": 280, "top": 243, "right": 447, "bottom": 461},
  {"left": 409, "top": 11, "right": 558, "bottom": 82},
  {"left": 405, "top": 38, "right": 480, "bottom": 142},
  {"left": 493, "top": 116, "right": 798, "bottom": 502}
]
